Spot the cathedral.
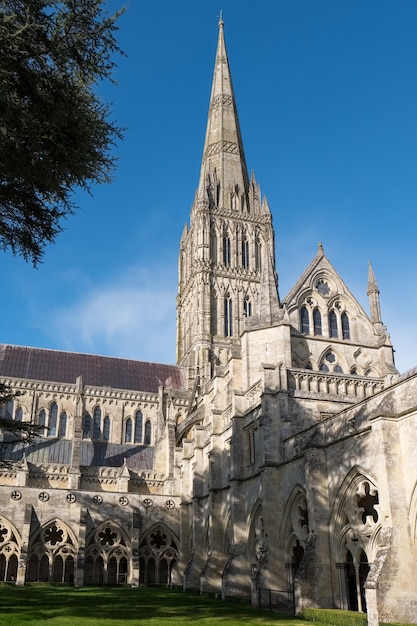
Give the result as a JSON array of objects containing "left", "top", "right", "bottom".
[{"left": 0, "top": 18, "right": 416, "bottom": 626}]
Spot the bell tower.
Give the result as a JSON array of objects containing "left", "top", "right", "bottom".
[{"left": 176, "top": 17, "right": 279, "bottom": 388}]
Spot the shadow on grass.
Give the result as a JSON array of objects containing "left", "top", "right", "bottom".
[{"left": 0, "top": 585, "right": 302, "bottom": 625}]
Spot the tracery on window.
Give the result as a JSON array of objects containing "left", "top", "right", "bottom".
[
  {"left": 316, "top": 280, "right": 330, "bottom": 296},
  {"left": 0, "top": 517, "right": 20, "bottom": 583},
  {"left": 26, "top": 519, "right": 77, "bottom": 584},
  {"left": 139, "top": 525, "right": 178, "bottom": 586},
  {"left": 84, "top": 522, "right": 130, "bottom": 585},
  {"left": 319, "top": 350, "right": 344, "bottom": 374}
]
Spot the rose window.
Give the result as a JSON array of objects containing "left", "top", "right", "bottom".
[
  {"left": 43, "top": 524, "right": 64, "bottom": 546},
  {"left": 149, "top": 530, "right": 167, "bottom": 549}
]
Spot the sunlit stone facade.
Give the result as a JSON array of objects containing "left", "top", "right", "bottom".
[{"left": 0, "top": 19, "right": 415, "bottom": 626}]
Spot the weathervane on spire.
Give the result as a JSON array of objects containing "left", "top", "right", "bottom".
[{"left": 218, "top": 10, "right": 224, "bottom": 26}]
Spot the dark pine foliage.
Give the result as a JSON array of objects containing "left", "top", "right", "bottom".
[{"left": 0, "top": 0, "right": 124, "bottom": 265}]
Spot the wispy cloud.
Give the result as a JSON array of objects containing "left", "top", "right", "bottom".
[{"left": 46, "top": 265, "right": 177, "bottom": 364}]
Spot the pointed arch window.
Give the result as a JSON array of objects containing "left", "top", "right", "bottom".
[
  {"left": 313, "top": 308, "right": 322, "bottom": 336},
  {"left": 342, "top": 312, "right": 350, "bottom": 340},
  {"left": 222, "top": 234, "right": 231, "bottom": 266},
  {"left": 242, "top": 237, "right": 249, "bottom": 269},
  {"left": 255, "top": 239, "right": 261, "bottom": 272},
  {"left": 58, "top": 412, "right": 67, "bottom": 438},
  {"left": 38, "top": 409, "right": 47, "bottom": 436},
  {"left": 0, "top": 400, "right": 14, "bottom": 420},
  {"left": 144, "top": 420, "right": 152, "bottom": 445},
  {"left": 210, "top": 231, "right": 217, "bottom": 263},
  {"left": 49, "top": 402, "right": 58, "bottom": 437},
  {"left": 329, "top": 310, "right": 338, "bottom": 338},
  {"left": 244, "top": 298, "right": 252, "bottom": 317},
  {"left": 103, "top": 416, "right": 111, "bottom": 441},
  {"left": 93, "top": 407, "right": 101, "bottom": 440},
  {"left": 301, "top": 306, "right": 309, "bottom": 334},
  {"left": 224, "top": 297, "right": 233, "bottom": 337},
  {"left": 15, "top": 407, "right": 23, "bottom": 422},
  {"left": 125, "top": 418, "right": 132, "bottom": 444},
  {"left": 134, "top": 410, "right": 143, "bottom": 444},
  {"left": 83, "top": 414, "right": 91, "bottom": 439}
]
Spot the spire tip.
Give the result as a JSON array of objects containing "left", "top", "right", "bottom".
[{"left": 218, "top": 10, "right": 224, "bottom": 27}]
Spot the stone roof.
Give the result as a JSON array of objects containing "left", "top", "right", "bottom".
[{"left": 0, "top": 344, "right": 186, "bottom": 393}]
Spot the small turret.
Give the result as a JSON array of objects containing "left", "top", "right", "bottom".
[{"left": 367, "top": 261, "right": 383, "bottom": 333}]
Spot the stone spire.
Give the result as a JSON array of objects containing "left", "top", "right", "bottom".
[
  {"left": 367, "top": 261, "right": 383, "bottom": 331},
  {"left": 196, "top": 17, "right": 249, "bottom": 208},
  {"left": 177, "top": 18, "right": 277, "bottom": 389},
  {"left": 257, "top": 244, "right": 282, "bottom": 327}
]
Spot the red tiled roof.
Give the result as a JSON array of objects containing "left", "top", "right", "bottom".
[{"left": 0, "top": 344, "right": 186, "bottom": 393}]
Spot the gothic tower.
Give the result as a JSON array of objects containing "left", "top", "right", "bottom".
[{"left": 176, "top": 18, "right": 278, "bottom": 388}]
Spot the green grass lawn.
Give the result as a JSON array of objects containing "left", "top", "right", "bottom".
[{"left": 0, "top": 584, "right": 323, "bottom": 626}]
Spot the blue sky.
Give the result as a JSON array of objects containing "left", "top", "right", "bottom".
[{"left": 1, "top": 0, "right": 416, "bottom": 374}]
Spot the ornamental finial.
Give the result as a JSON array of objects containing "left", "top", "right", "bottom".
[{"left": 218, "top": 10, "right": 224, "bottom": 27}]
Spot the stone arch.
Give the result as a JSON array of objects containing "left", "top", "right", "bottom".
[
  {"left": 84, "top": 520, "right": 130, "bottom": 585},
  {"left": 222, "top": 509, "right": 233, "bottom": 557},
  {"left": 0, "top": 516, "right": 21, "bottom": 583},
  {"left": 138, "top": 523, "right": 178, "bottom": 586},
  {"left": 26, "top": 518, "right": 77, "bottom": 583},
  {"left": 318, "top": 345, "right": 349, "bottom": 374},
  {"left": 330, "top": 467, "right": 380, "bottom": 612},
  {"left": 280, "top": 485, "right": 309, "bottom": 595},
  {"left": 409, "top": 481, "right": 417, "bottom": 549},
  {"left": 247, "top": 501, "right": 266, "bottom": 586}
]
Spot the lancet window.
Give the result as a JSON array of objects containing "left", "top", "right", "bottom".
[
  {"left": 313, "top": 308, "right": 322, "bottom": 335},
  {"left": 255, "top": 237, "right": 261, "bottom": 272},
  {"left": 342, "top": 312, "right": 350, "bottom": 339},
  {"left": 329, "top": 310, "right": 338, "bottom": 338},
  {"left": 37, "top": 402, "right": 67, "bottom": 438},
  {"left": 144, "top": 420, "right": 152, "bottom": 445},
  {"left": 244, "top": 298, "right": 252, "bottom": 317},
  {"left": 82, "top": 407, "right": 110, "bottom": 441},
  {"left": 242, "top": 237, "right": 249, "bottom": 269},
  {"left": 223, "top": 233, "right": 231, "bottom": 266},
  {"left": 301, "top": 306, "right": 309, "bottom": 334},
  {"left": 0, "top": 400, "right": 14, "bottom": 420},
  {"left": 224, "top": 297, "right": 233, "bottom": 337}
]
